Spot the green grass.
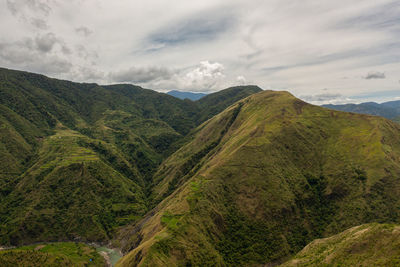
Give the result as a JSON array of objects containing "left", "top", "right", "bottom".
[
  {"left": 281, "top": 223, "right": 400, "bottom": 266},
  {"left": 0, "top": 242, "right": 105, "bottom": 266}
]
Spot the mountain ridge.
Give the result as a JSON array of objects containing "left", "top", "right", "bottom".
[{"left": 116, "top": 90, "right": 400, "bottom": 266}]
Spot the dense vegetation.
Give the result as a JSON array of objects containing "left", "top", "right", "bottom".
[
  {"left": 117, "top": 90, "right": 400, "bottom": 266},
  {"left": 0, "top": 67, "right": 261, "bottom": 247},
  {"left": 2, "top": 67, "right": 400, "bottom": 266},
  {"left": 0, "top": 242, "right": 104, "bottom": 266}
]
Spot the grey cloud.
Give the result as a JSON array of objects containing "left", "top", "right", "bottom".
[
  {"left": 110, "top": 66, "right": 173, "bottom": 83},
  {"left": 148, "top": 9, "right": 235, "bottom": 48},
  {"left": 333, "top": 1, "right": 400, "bottom": 32},
  {"left": 30, "top": 18, "right": 48, "bottom": 30},
  {"left": 0, "top": 41, "right": 72, "bottom": 74},
  {"left": 75, "top": 26, "right": 93, "bottom": 37},
  {"left": 30, "top": 57, "right": 73, "bottom": 74},
  {"left": 364, "top": 71, "right": 386, "bottom": 79},
  {"left": 7, "top": 0, "right": 52, "bottom": 29},
  {"left": 7, "top": 0, "right": 52, "bottom": 17},
  {"left": 73, "top": 67, "right": 105, "bottom": 81},
  {"left": 6, "top": 0, "right": 18, "bottom": 16},
  {"left": 34, "top": 33, "right": 71, "bottom": 55},
  {"left": 35, "top": 33, "right": 57, "bottom": 53}
]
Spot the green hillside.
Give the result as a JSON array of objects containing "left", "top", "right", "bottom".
[
  {"left": 0, "top": 67, "right": 260, "bottom": 247},
  {"left": 116, "top": 90, "right": 400, "bottom": 266},
  {"left": 0, "top": 242, "right": 105, "bottom": 267},
  {"left": 281, "top": 223, "right": 400, "bottom": 266}
]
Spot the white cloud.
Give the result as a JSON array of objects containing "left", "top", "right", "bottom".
[
  {"left": 178, "top": 61, "right": 225, "bottom": 90},
  {"left": 236, "top": 75, "right": 247, "bottom": 85}
]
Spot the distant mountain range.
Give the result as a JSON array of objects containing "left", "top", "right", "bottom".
[
  {"left": 323, "top": 100, "right": 400, "bottom": 122},
  {"left": 167, "top": 90, "right": 207, "bottom": 101}
]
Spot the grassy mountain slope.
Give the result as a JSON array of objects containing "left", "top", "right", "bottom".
[
  {"left": 281, "top": 223, "right": 400, "bottom": 266},
  {"left": 0, "top": 242, "right": 105, "bottom": 267},
  {"left": 0, "top": 67, "right": 261, "bottom": 247},
  {"left": 116, "top": 90, "right": 400, "bottom": 266}
]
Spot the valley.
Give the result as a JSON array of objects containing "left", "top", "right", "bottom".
[{"left": 1, "top": 67, "right": 400, "bottom": 266}]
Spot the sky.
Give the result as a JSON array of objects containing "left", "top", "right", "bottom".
[{"left": 1, "top": 0, "right": 400, "bottom": 104}]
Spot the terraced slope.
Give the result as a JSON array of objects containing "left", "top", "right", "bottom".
[{"left": 116, "top": 90, "right": 400, "bottom": 266}]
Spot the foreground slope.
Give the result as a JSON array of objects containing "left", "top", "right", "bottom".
[
  {"left": 117, "top": 90, "right": 400, "bottom": 266},
  {"left": 281, "top": 223, "right": 400, "bottom": 266}
]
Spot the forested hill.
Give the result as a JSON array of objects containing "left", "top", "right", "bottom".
[{"left": 0, "top": 67, "right": 261, "bottom": 246}]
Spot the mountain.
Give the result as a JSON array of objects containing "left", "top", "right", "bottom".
[
  {"left": 0, "top": 67, "right": 261, "bottom": 246},
  {"left": 167, "top": 90, "right": 207, "bottom": 101},
  {"left": 323, "top": 100, "right": 400, "bottom": 120},
  {"left": 116, "top": 90, "right": 400, "bottom": 266},
  {"left": 281, "top": 223, "right": 400, "bottom": 266},
  {"left": 2, "top": 66, "right": 399, "bottom": 266}
]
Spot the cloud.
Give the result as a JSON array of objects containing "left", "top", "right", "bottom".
[
  {"left": 299, "top": 93, "right": 354, "bottom": 105},
  {"left": 236, "top": 75, "right": 247, "bottom": 85},
  {"left": 6, "top": 0, "right": 51, "bottom": 16},
  {"left": 30, "top": 18, "right": 48, "bottom": 29},
  {"left": 179, "top": 61, "right": 225, "bottom": 90},
  {"left": 75, "top": 26, "right": 93, "bottom": 37},
  {"left": 147, "top": 8, "right": 235, "bottom": 49},
  {"left": 109, "top": 66, "right": 173, "bottom": 83},
  {"left": 35, "top": 32, "right": 58, "bottom": 53},
  {"left": 364, "top": 71, "right": 386, "bottom": 79},
  {"left": 6, "top": 0, "right": 51, "bottom": 29},
  {"left": 109, "top": 61, "right": 227, "bottom": 92}
]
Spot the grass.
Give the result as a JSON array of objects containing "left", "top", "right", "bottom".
[{"left": 280, "top": 223, "right": 400, "bottom": 266}]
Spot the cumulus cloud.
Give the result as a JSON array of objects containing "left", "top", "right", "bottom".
[
  {"left": 179, "top": 61, "right": 225, "bottom": 90},
  {"left": 364, "top": 71, "right": 386, "bottom": 79},
  {"left": 108, "top": 61, "right": 228, "bottom": 92}
]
